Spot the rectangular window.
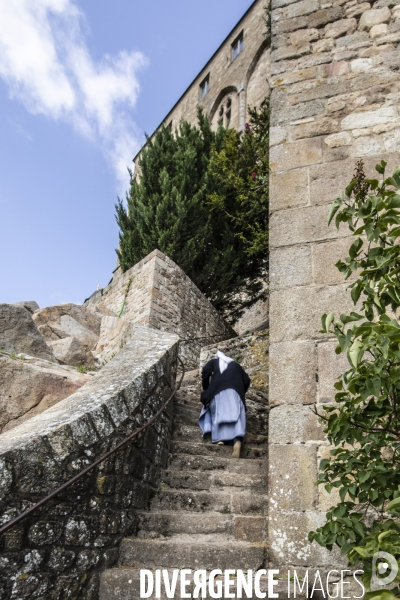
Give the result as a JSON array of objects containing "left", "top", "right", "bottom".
[
  {"left": 232, "top": 32, "right": 244, "bottom": 61},
  {"left": 200, "top": 75, "right": 210, "bottom": 100}
]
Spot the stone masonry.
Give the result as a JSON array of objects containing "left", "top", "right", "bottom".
[
  {"left": 84, "top": 249, "right": 235, "bottom": 368},
  {"left": 133, "top": 0, "right": 270, "bottom": 164},
  {"left": 0, "top": 327, "right": 179, "bottom": 599},
  {"left": 268, "top": 0, "right": 400, "bottom": 583}
]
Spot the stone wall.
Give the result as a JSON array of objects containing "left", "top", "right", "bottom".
[
  {"left": 133, "top": 0, "right": 270, "bottom": 161},
  {"left": 268, "top": 0, "right": 400, "bottom": 579},
  {"left": 85, "top": 249, "right": 235, "bottom": 368},
  {"left": 0, "top": 327, "right": 179, "bottom": 599}
]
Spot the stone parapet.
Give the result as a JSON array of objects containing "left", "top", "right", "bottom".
[
  {"left": 0, "top": 326, "right": 179, "bottom": 599},
  {"left": 84, "top": 249, "right": 235, "bottom": 368}
]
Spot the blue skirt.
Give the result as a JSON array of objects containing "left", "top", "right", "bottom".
[{"left": 198, "top": 388, "right": 246, "bottom": 443}]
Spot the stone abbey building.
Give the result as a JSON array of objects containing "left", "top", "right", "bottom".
[{"left": 133, "top": 0, "right": 270, "bottom": 165}]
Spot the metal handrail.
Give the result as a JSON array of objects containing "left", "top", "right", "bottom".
[{"left": 0, "top": 356, "right": 186, "bottom": 536}]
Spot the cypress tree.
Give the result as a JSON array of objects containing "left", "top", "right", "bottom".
[{"left": 115, "top": 109, "right": 267, "bottom": 320}]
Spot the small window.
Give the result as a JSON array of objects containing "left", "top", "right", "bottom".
[
  {"left": 232, "top": 32, "right": 244, "bottom": 61},
  {"left": 226, "top": 110, "right": 231, "bottom": 127},
  {"left": 200, "top": 75, "right": 210, "bottom": 100}
]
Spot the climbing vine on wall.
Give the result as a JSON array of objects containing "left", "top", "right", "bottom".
[{"left": 309, "top": 160, "right": 400, "bottom": 599}]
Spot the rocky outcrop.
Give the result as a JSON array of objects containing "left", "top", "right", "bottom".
[
  {"left": 33, "top": 303, "right": 101, "bottom": 366},
  {"left": 12, "top": 300, "right": 40, "bottom": 314},
  {"left": 0, "top": 304, "right": 56, "bottom": 362},
  {"left": 0, "top": 351, "right": 91, "bottom": 433},
  {"left": 93, "top": 315, "right": 137, "bottom": 365},
  {"left": 48, "top": 336, "right": 96, "bottom": 367}
]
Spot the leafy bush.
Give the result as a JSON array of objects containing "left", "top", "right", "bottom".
[{"left": 309, "top": 160, "right": 400, "bottom": 599}]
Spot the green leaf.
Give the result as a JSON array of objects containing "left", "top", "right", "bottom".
[
  {"left": 328, "top": 200, "right": 342, "bottom": 226},
  {"left": 345, "top": 179, "right": 357, "bottom": 198},
  {"left": 348, "top": 339, "right": 364, "bottom": 367},
  {"left": 386, "top": 497, "right": 400, "bottom": 512},
  {"left": 375, "top": 160, "right": 387, "bottom": 175}
]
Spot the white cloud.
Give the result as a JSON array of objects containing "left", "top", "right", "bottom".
[{"left": 0, "top": 0, "right": 147, "bottom": 191}]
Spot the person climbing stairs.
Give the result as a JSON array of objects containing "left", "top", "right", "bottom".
[{"left": 99, "top": 368, "right": 268, "bottom": 599}]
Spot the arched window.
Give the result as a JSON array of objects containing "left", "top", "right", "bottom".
[{"left": 210, "top": 90, "right": 238, "bottom": 130}]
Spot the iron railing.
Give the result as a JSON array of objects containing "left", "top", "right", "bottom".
[{"left": 0, "top": 356, "right": 186, "bottom": 536}]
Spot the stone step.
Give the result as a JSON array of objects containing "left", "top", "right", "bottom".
[
  {"left": 174, "top": 396, "right": 202, "bottom": 412},
  {"left": 99, "top": 568, "right": 188, "bottom": 600},
  {"left": 172, "top": 425, "right": 268, "bottom": 447},
  {"left": 168, "top": 453, "right": 267, "bottom": 474},
  {"left": 99, "top": 568, "right": 297, "bottom": 600},
  {"left": 161, "top": 470, "right": 267, "bottom": 492},
  {"left": 118, "top": 538, "right": 267, "bottom": 571},
  {"left": 137, "top": 510, "right": 233, "bottom": 537},
  {"left": 150, "top": 489, "right": 267, "bottom": 515},
  {"left": 173, "top": 404, "right": 199, "bottom": 425},
  {"left": 137, "top": 512, "right": 267, "bottom": 542},
  {"left": 150, "top": 489, "right": 231, "bottom": 513},
  {"left": 171, "top": 441, "right": 267, "bottom": 459},
  {"left": 172, "top": 424, "right": 205, "bottom": 442}
]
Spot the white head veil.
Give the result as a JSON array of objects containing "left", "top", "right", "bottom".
[{"left": 215, "top": 350, "right": 234, "bottom": 374}]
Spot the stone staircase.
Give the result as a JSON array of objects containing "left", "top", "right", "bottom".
[{"left": 99, "top": 369, "right": 268, "bottom": 599}]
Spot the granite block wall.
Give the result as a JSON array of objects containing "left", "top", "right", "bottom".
[
  {"left": 268, "top": 0, "right": 400, "bottom": 580},
  {"left": 0, "top": 327, "right": 179, "bottom": 599},
  {"left": 84, "top": 250, "right": 235, "bottom": 368}
]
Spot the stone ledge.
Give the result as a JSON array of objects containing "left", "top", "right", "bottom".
[{"left": 0, "top": 326, "right": 179, "bottom": 599}]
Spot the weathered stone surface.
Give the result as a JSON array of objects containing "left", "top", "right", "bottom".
[
  {"left": 0, "top": 352, "right": 90, "bottom": 433},
  {"left": 370, "top": 23, "right": 389, "bottom": 37},
  {"left": 324, "top": 131, "right": 352, "bottom": 147},
  {"left": 0, "top": 303, "right": 56, "bottom": 362},
  {"left": 268, "top": 510, "right": 341, "bottom": 567},
  {"left": 0, "top": 327, "right": 179, "bottom": 599},
  {"left": 234, "top": 296, "right": 269, "bottom": 335},
  {"left": 359, "top": 7, "right": 391, "bottom": 30},
  {"left": 290, "top": 28, "right": 319, "bottom": 46},
  {"left": 312, "top": 237, "right": 356, "bottom": 285},
  {"left": 234, "top": 516, "right": 267, "bottom": 542},
  {"left": 93, "top": 315, "right": 137, "bottom": 365},
  {"left": 310, "top": 154, "right": 400, "bottom": 205},
  {"left": 270, "top": 138, "right": 323, "bottom": 172},
  {"left": 33, "top": 303, "right": 100, "bottom": 344},
  {"left": 270, "top": 405, "right": 324, "bottom": 443},
  {"left": 291, "top": 116, "right": 339, "bottom": 140},
  {"left": 269, "top": 283, "right": 354, "bottom": 343},
  {"left": 341, "top": 106, "right": 398, "bottom": 130},
  {"left": 324, "top": 18, "right": 357, "bottom": 38},
  {"left": 269, "top": 444, "right": 318, "bottom": 510},
  {"left": 85, "top": 250, "right": 235, "bottom": 368},
  {"left": 270, "top": 245, "right": 312, "bottom": 289},
  {"left": 269, "top": 340, "right": 316, "bottom": 406},
  {"left": 13, "top": 300, "right": 40, "bottom": 314},
  {"left": 49, "top": 336, "right": 96, "bottom": 366},
  {"left": 317, "top": 340, "right": 350, "bottom": 405},
  {"left": 270, "top": 203, "right": 351, "bottom": 248},
  {"left": 270, "top": 167, "right": 309, "bottom": 211},
  {"left": 119, "top": 538, "right": 266, "bottom": 571}
]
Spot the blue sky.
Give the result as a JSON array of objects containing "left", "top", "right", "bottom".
[{"left": 0, "top": 0, "right": 254, "bottom": 308}]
